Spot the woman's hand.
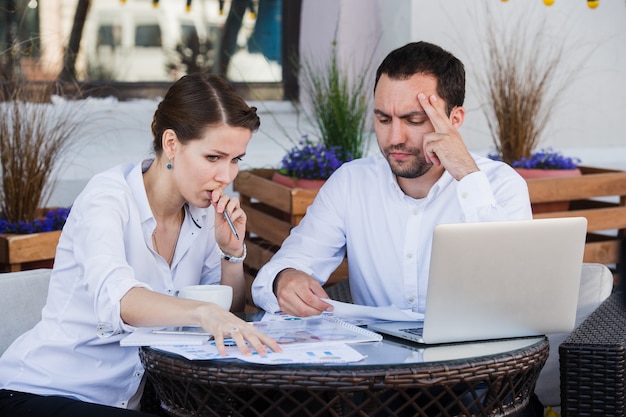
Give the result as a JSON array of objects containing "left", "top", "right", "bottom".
[
  {"left": 197, "top": 303, "right": 282, "bottom": 356},
  {"left": 121, "top": 288, "right": 280, "bottom": 357},
  {"left": 212, "top": 193, "right": 246, "bottom": 257}
]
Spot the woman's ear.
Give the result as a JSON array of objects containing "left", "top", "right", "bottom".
[
  {"left": 449, "top": 106, "right": 465, "bottom": 128},
  {"left": 162, "top": 129, "right": 178, "bottom": 159}
]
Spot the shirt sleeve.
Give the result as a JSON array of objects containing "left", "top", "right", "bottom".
[
  {"left": 69, "top": 182, "right": 150, "bottom": 337},
  {"left": 252, "top": 175, "right": 348, "bottom": 313},
  {"left": 457, "top": 168, "right": 533, "bottom": 222}
]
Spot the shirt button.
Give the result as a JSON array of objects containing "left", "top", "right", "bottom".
[
  {"left": 406, "top": 253, "right": 413, "bottom": 259},
  {"left": 134, "top": 371, "right": 142, "bottom": 378},
  {"left": 408, "top": 296, "right": 415, "bottom": 302},
  {"left": 412, "top": 208, "right": 419, "bottom": 216},
  {"left": 461, "top": 192, "right": 469, "bottom": 199},
  {"left": 167, "top": 289, "right": 173, "bottom": 295},
  {"left": 120, "top": 401, "right": 127, "bottom": 407}
]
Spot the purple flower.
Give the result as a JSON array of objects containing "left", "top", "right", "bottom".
[
  {"left": 279, "top": 137, "right": 352, "bottom": 180},
  {"left": 0, "top": 207, "right": 71, "bottom": 234},
  {"left": 489, "top": 148, "right": 580, "bottom": 170}
]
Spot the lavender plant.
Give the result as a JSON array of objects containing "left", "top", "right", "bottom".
[
  {"left": 489, "top": 148, "right": 580, "bottom": 170},
  {"left": 511, "top": 148, "right": 580, "bottom": 170},
  {"left": 0, "top": 207, "right": 71, "bottom": 234},
  {"left": 278, "top": 137, "right": 350, "bottom": 180}
]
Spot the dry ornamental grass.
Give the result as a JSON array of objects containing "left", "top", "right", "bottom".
[
  {"left": 478, "top": 10, "right": 577, "bottom": 165},
  {"left": 0, "top": 81, "right": 83, "bottom": 225}
]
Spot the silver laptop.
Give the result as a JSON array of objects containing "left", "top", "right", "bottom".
[{"left": 368, "top": 217, "right": 587, "bottom": 344}]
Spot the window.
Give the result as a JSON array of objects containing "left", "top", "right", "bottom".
[
  {"left": 135, "top": 25, "right": 162, "bottom": 48},
  {"left": 1, "top": 0, "right": 301, "bottom": 100},
  {"left": 180, "top": 24, "right": 198, "bottom": 46},
  {"left": 97, "top": 25, "right": 120, "bottom": 48}
]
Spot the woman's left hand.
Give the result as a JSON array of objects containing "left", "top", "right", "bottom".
[{"left": 199, "top": 306, "right": 282, "bottom": 356}]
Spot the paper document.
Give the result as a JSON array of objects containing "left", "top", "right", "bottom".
[
  {"left": 146, "top": 315, "right": 380, "bottom": 364},
  {"left": 322, "top": 299, "right": 424, "bottom": 321},
  {"left": 154, "top": 342, "right": 367, "bottom": 364}
]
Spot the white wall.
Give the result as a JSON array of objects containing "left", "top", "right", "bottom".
[{"left": 407, "top": 0, "right": 626, "bottom": 168}]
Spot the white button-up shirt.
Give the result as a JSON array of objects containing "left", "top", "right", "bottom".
[
  {"left": 252, "top": 154, "right": 532, "bottom": 314},
  {"left": 0, "top": 160, "right": 221, "bottom": 409}
]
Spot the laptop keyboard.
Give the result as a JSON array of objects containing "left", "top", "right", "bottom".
[{"left": 400, "top": 327, "right": 424, "bottom": 337}]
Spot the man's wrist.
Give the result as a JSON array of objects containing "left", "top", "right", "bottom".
[{"left": 273, "top": 268, "right": 294, "bottom": 296}]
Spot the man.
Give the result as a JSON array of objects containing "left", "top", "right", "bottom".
[{"left": 252, "top": 41, "right": 532, "bottom": 317}]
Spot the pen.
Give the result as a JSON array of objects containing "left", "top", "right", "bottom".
[{"left": 224, "top": 211, "right": 240, "bottom": 240}]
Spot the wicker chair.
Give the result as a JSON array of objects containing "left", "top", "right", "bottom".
[{"left": 559, "top": 291, "right": 626, "bottom": 417}]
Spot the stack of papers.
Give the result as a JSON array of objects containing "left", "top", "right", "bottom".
[
  {"left": 119, "top": 301, "right": 422, "bottom": 365},
  {"left": 154, "top": 342, "right": 368, "bottom": 364}
]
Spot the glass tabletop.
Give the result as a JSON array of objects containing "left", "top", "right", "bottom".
[
  {"left": 350, "top": 335, "right": 545, "bottom": 366},
  {"left": 232, "top": 311, "right": 546, "bottom": 368}
]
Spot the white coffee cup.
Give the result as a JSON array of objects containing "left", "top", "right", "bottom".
[{"left": 177, "top": 285, "right": 233, "bottom": 311}]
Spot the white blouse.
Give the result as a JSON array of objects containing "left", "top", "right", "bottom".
[{"left": 0, "top": 160, "right": 221, "bottom": 409}]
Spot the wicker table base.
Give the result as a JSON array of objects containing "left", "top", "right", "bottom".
[{"left": 140, "top": 337, "right": 548, "bottom": 417}]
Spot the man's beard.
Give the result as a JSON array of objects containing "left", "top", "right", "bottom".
[{"left": 383, "top": 146, "right": 433, "bottom": 178}]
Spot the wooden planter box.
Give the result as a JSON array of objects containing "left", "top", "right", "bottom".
[
  {"left": 233, "top": 169, "right": 348, "bottom": 310},
  {"left": 526, "top": 166, "right": 626, "bottom": 282},
  {"left": 0, "top": 230, "right": 61, "bottom": 272}
]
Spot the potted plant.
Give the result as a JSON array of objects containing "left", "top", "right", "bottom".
[
  {"left": 272, "top": 136, "right": 348, "bottom": 189},
  {"left": 266, "top": 39, "right": 371, "bottom": 190},
  {"left": 506, "top": 148, "right": 581, "bottom": 178},
  {"left": 489, "top": 147, "right": 581, "bottom": 179},
  {"left": 478, "top": 10, "right": 581, "bottom": 173},
  {"left": 268, "top": 38, "right": 372, "bottom": 189},
  {"left": 0, "top": 75, "right": 82, "bottom": 271},
  {"left": 0, "top": 207, "right": 71, "bottom": 235},
  {"left": 299, "top": 40, "right": 371, "bottom": 163}
]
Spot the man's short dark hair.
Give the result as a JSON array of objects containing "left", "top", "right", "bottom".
[{"left": 374, "top": 41, "right": 465, "bottom": 115}]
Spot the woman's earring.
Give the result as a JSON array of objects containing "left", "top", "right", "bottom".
[{"left": 166, "top": 159, "right": 172, "bottom": 170}]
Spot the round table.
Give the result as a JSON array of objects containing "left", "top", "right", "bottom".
[{"left": 140, "top": 335, "right": 548, "bottom": 417}]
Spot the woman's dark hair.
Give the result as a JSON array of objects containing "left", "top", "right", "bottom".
[
  {"left": 374, "top": 41, "right": 465, "bottom": 115},
  {"left": 151, "top": 73, "right": 260, "bottom": 153}
]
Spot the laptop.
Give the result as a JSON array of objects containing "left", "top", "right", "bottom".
[{"left": 368, "top": 217, "right": 587, "bottom": 344}]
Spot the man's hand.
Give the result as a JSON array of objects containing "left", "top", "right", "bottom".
[
  {"left": 274, "top": 269, "right": 332, "bottom": 317},
  {"left": 418, "top": 93, "right": 479, "bottom": 181}
]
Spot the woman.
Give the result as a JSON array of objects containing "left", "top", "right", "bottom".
[{"left": 0, "top": 74, "right": 280, "bottom": 416}]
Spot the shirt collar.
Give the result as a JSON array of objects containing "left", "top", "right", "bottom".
[
  {"left": 383, "top": 160, "right": 455, "bottom": 203},
  {"left": 132, "top": 159, "right": 208, "bottom": 231},
  {"left": 130, "top": 160, "right": 154, "bottom": 226}
]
